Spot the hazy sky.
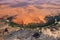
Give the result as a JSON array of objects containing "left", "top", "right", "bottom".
[
  {"left": 0, "top": 0, "right": 60, "bottom": 4},
  {"left": 0, "top": 0, "right": 60, "bottom": 8}
]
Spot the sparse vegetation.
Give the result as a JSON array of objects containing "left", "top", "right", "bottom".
[
  {"left": 26, "top": 23, "right": 38, "bottom": 29},
  {"left": 0, "top": 13, "right": 60, "bottom": 31},
  {"left": 44, "top": 15, "right": 55, "bottom": 26},
  {"left": 8, "top": 22, "right": 21, "bottom": 27}
]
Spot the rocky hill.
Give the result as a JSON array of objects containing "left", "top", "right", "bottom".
[
  {"left": 0, "top": 0, "right": 60, "bottom": 24},
  {"left": 0, "top": 0, "right": 60, "bottom": 40}
]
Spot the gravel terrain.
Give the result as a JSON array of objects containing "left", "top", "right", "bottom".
[{"left": 4, "top": 29, "right": 60, "bottom": 40}]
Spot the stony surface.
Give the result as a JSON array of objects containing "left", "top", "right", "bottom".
[
  {"left": 4, "top": 29, "right": 60, "bottom": 40},
  {"left": 0, "top": 22, "right": 60, "bottom": 40}
]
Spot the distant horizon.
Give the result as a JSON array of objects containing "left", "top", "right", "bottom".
[{"left": 0, "top": 0, "right": 60, "bottom": 7}]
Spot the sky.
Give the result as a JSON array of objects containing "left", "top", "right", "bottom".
[
  {"left": 0, "top": 0, "right": 60, "bottom": 5},
  {"left": 0, "top": 0, "right": 60, "bottom": 8}
]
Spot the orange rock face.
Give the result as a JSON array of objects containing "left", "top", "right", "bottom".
[{"left": 0, "top": 5, "right": 60, "bottom": 25}]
